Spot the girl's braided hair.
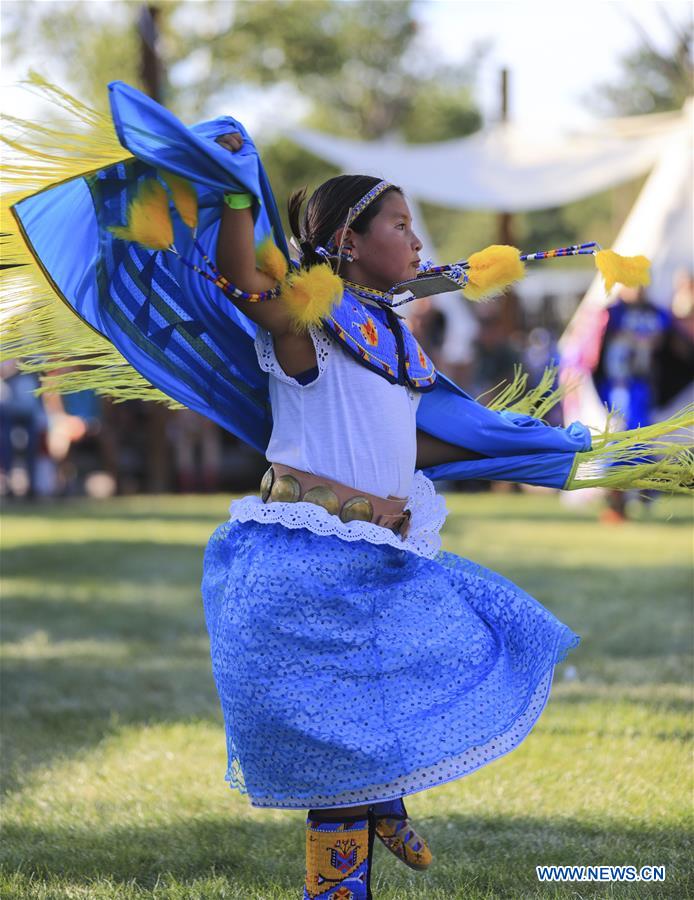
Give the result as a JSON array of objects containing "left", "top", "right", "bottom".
[{"left": 287, "top": 175, "right": 402, "bottom": 268}]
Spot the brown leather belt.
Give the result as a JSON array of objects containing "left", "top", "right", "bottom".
[{"left": 260, "top": 462, "right": 411, "bottom": 539}]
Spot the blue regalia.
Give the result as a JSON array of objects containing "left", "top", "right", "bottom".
[{"left": 10, "top": 80, "right": 596, "bottom": 491}]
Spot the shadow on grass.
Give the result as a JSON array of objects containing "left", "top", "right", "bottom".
[
  {"left": 0, "top": 498, "right": 234, "bottom": 524},
  {"left": 2, "top": 589, "right": 205, "bottom": 643},
  {"left": 1, "top": 813, "right": 689, "bottom": 896},
  {"left": 6, "top": 495, "right": 691, "bottom": 527},
  {"left": 1, "top": 657, "right": 222, "bottom": 796},
  {"left": 1, "top": 540, "right": 207, "bottom": 583}
]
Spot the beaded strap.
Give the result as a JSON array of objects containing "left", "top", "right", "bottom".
[
  {"left": 174, "top": 238, "right": 281, "bottom": 303},
  {"left": 418, "top": 241, "right": 602, "bottom": 277}
]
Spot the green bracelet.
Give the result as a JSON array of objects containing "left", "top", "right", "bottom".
[{"left": 223, "top": 192, "right": 253, "bottom": 210}]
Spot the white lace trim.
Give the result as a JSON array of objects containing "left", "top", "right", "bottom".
[
  {"left": 254, "top": 323, "right": 331, "bottom": 386},
  {"left": 228, "top": 470, "right": 448, "bottom": 559}
]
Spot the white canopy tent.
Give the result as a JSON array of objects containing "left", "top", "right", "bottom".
[
  {"left": 290, "top": 102, "right": 693, "bottom": 421},
  {"left": 290, "top": 107, "right": 685, "bottom": 212}
]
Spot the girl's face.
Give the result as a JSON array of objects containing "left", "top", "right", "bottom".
[{"left": 341, "top": 192, "right": 423, "bottom": 292}]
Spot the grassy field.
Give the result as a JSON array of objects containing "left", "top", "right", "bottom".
[{"left": 1, "top": 492, "right": 692, "bottom": 899}]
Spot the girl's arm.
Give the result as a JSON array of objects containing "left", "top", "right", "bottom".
[
  {"left": 218, "top": 205, "right": 317, "bottom": 375},
  {"left": 216, "top": 204, "right": 295, "bottom": 338},
  {"left": 416, "top": 429, "right": 485, "bottom": 468},
  {"left": 214, "top": 132, "right": 317, "bottom": 374},
  {"left": 215, "top": 131, "right": 294, "bottom": 339}
]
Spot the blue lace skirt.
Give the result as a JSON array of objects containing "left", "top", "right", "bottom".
[{"left": 201, "top": 520, "right": 579, "bottom": 810}]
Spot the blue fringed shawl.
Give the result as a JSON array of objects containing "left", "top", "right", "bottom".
[{"left": 11, "top": 80, "right": 592, "bottom": 490}]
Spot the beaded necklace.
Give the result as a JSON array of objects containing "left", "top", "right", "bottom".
[
  {"left": 342, "top": 279, "right": 392, "bottom": 303},
  {"left": 342, "top": 271, "right": 468, "bottom": 309}
]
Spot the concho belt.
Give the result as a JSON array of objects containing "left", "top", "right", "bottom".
[{"left": 260, "top": 462, "right": 411, "bottom": 539}]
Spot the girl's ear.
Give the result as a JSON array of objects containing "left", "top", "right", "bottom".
[{"left": 334, "top": 226, "right": 358, "bottom": 259}]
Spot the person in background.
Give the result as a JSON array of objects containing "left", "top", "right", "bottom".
[
  {"left": 168, "top": 409, "right": 222, "bottom": 493},
  {"left": 523, "top": 327, "right": 562, "bottom": 427},
  {"left": 470, "top": 303, "right": 522, "bottom": 401},
  {"left": 658, "top": 270, "right": 694, "bottom": 416},
  {"left": 0, "top": 361, "right": 46, "bottom": 499},
  {"left": 593, "top": 285, "right": 686, "bottom": 522}
]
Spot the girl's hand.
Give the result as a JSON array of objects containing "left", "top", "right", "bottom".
[{"left": 216, "top": 132, "right": 243, "bottom": 153}]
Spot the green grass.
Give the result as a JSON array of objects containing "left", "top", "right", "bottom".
[{"left": 1, "top": 493, "right": 692, "bottom": 899}]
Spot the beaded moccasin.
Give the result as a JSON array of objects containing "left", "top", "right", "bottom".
[
  {"left": 304, "top": 810, "right": 375, "bottom": 899},
  {"left": 374, "top": 816, "right": 433, "bottom": 871}
]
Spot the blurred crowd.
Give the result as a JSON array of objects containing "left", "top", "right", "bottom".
[{"left": 2, "top": 273, "right": 692, "bottom": 500}]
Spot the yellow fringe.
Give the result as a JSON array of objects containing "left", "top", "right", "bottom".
[
  {"left": 566, "top": 406, "right": 694, "bottom": 493},
  {"left": 462, "top": 245, "right": 525, "bottom": 301},
  {"left": 160, "top": 170, "right": 198, "bottom": 231},
  {"left": 279, "top": 265, "right": 343, "bottom": 332},
  {"left": 0, "top": 74, "right": 179, "bottom": 407},
  {"left": 481, "top": 364, "right": 573, "bottom": 420},
  {"left": 595, "top": 249, "right": 651, "bottom": 293},
  {"left": 1, "top": 72, "right": 126, "bottom": 191},
  {"left": 1, "top": 260, "right": 180, "bottom": 406},
  {"left": 256, "top": 238, "right": 289, "bottom": 282}
]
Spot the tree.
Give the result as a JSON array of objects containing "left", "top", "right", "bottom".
[
  {"left": 3, "top": 0, "right": 484, "bottom": 239},
  {"left": 590, "top": 7, "right": 692, "bottom": 115},
  {"left": 2, "top": 2, "right": 146, "bottom": 114},
  {"left": 3, "top": 1, "right": 483, "bottom": 135}
]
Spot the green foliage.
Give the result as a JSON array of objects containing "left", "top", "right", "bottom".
[
  {"left": 259, "top": 139, "right": 339, "bottom": 241},
  {"left": 4, "top": 1, "right": 682, "bottom": 262},
  {"left": 4, "top": 0, "right": 485, "bottom": 253},
  {"left": 1, "top": 494, "right": 692, "bottom": 898},
  {"left": 400, "top": 83, "right": 482, "bottom": 144},
  {"left": 2, "top": 1, "right": 148, "bottom": 113},
  {"left": 589, "top": 11, "right": 692, "bottom": 115},
  {"left": 4, "top": 0, "right": 483, "bottom": 139}
]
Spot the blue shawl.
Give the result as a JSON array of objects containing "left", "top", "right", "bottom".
[{"left": 11, "top": 81, "right": 591, "bottom": 489}]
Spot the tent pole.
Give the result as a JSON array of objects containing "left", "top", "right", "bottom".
[{"left": 497, "top": 68, "right": 521, "bottom": 336}]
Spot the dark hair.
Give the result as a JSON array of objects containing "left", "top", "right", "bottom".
[{"left": 287, "top": 175, "right": 402, "bottom": 268}]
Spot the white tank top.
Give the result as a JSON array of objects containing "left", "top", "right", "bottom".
[{"left": 256, "top": 324, "right": 421, "bottom": 498}]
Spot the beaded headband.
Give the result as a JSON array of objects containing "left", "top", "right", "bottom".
[{"left": 324, "top": 180, "right": 393, "bottom": 254}]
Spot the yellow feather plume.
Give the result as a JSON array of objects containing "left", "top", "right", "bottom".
[
  {"left": 159, "top": 170, "right": 198, "bottom": 230},
  {"left": 595, "top": 249, "right": 651, "bottom": 293},
  {"left": 279, "top": 265, "right": 343, "bottom": 331},
  {"left": 109, "top": 179, "right": 173, "bottom": 251},
  {"left": 462, "top": 244, "right": 525, "bottom": 301},
  {"left": 256, "top": 238, "right": 289, "bottom": 282}
]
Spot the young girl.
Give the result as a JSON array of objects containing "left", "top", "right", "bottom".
[
  {"left": 201, "top": 136, "right": 581, "bottom": 897},
  {"left": 4, "top": 80, "right": 690, "bottom": 900}
]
